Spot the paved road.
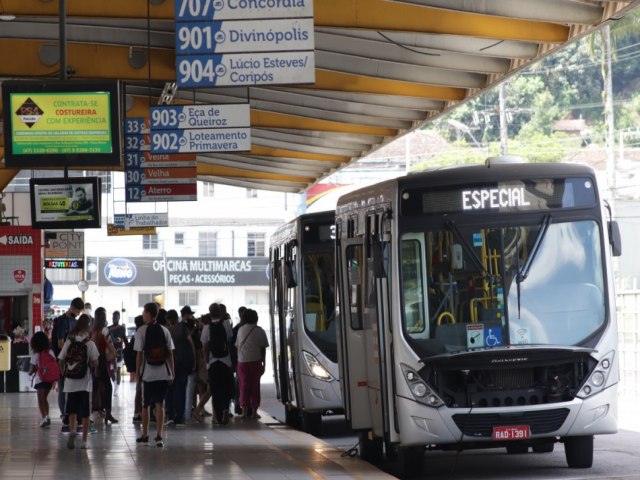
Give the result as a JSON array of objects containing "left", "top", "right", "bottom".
[{"left": 259, "top": 379, "right": 640, "bottom": 479}]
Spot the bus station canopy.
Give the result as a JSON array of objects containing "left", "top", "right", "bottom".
[{"left": 0, "top": 0, "right": 637, "bottom": 193}]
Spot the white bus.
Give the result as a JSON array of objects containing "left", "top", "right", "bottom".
[
  {"left": 269, "top": 211, "right": 342, "bottom": 434},
  {"left": 335, "top": 161, "right": 621, "bottom": 477}
]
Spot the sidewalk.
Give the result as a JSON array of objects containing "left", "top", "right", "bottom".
[{"left": 0, "top": 380, "right": 395, "bottom": 480}]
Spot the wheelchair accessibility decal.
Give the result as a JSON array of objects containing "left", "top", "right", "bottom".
[{"left": 466, "top": 324, "right": 503, "bottom": 349}]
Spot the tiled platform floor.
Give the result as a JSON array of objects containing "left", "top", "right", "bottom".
[{"left": 0, "top": 381, "right": 394, "bottom": 480}]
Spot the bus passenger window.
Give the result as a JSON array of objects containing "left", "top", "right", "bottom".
[{"left": 401, "top": 238, "right": 427, "bottom": 336}]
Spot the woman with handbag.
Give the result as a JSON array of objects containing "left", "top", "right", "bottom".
[{"left": 235, "top": 309, "right": 269, "bottom": 419}]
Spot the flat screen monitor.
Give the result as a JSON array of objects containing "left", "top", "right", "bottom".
[
  {"left": 2, "top": 80, "right": 122, "bottom": 167},
  {"left": 30, "top": 177, "right": 102, "bottom": 229}
]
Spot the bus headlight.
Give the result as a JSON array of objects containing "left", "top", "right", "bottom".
[
  {"left": 578, "top": 351, "right": 615, "bottom": 399},
  {"left": 590, "top": 371, "right": 605, "bottom": 387},
  {"left": 401, "top": 364, "right": 444, "bottom": 407},
  {"left": 412, "top": 382, "right": 428, "bottom": 397},
  {"left": 302, "top": 351, "right": 333, "bottom": 382}
]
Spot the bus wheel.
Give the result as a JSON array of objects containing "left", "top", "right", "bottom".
[
  {"left": 506, "top": 444, "right": 529, "bottom": 454},
  {"left": 358, "top": 432, "right": 383, "bottom": 464},
  {"left": 532, "top": 442, "right": 555, "bottom": 453},
  {"left": 301, "top": 411, "right": 322, "bottom": 436},
  {"left": 285, "top": 406, "right": 301, "bottom": 429},
  {"left": 397, "top": 445, "right": 425, "bottom": 478},
  {"left": 564, "top": 435, "right": 593, "bottom": 468}
]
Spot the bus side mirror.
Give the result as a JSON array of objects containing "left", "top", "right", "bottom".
[
  {"left": 608, "top": 220, "right": 622, "bottom": 257},
  {"left": 285, "top": 260, "right": 298, "bottom": 288}
]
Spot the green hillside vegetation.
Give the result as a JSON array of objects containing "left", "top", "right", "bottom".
[{"left": 420, "top": 10, "right": 640, "bottom": 168}]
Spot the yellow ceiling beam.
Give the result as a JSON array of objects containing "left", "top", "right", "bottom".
[
  {"left": 311, "top": 70, "right": 466, "bottom": 101},
  {"left": 0, "top": 40, "right": 174, "bottom": 81},
  {"left": 0, "top": 0, "right": 568, "bottom": 43},
  {"left": 317, "top": 0, "right": 569, "bottom": 43},
  {"left": 197, "top": 163, "right": 314, "bottom": 183},
  {"left": 122, "top": 97, "right": 398, "bottom": 137},
  {"left": 250, "top": 146, "right": 349, "bottom": 163},
  {"left": 0, "top": 1, "right": 174, "bottom": 19},
  {"left": 0, "top": 40, "right": 465, "bottom": 102},
  {"left": 250, "top": 110, "right": 397, "bottom": 136}
]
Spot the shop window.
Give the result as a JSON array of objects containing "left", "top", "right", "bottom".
[
  {"left": 248, "top": 232, "right": 265, "bottom": 257},
  {"left": 142, "top": 234, "right": 158, "bottom": 250},
  {"left": 179, "top": 290, "right": 198, "bottom": 306},
  {"left": 199, "top": 231, "right": 217, "bottom": 256}
]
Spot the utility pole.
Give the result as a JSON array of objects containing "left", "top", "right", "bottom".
[
  {"left": 603, "top": 24, "right": 616, "bottom": 198},
  {"left": 499, "top": 82, "right": 508, "bottom": 156}
]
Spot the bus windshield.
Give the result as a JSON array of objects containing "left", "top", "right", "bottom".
[
  {"left": 400, "top": 219, "right": 605, "bottom": 358},
  {"left": 302, "top": 251, "right": 337, "bottom": 360}
]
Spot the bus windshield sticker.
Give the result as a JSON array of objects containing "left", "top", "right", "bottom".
[
  {"left": 466, "top": 324, "right": 484, "bottom": 349},
  {"left": 472, "top": 232, "right": 483, "bottom": 247}
]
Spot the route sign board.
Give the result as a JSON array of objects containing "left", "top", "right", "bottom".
[
  {"left": 114, "top": 213, "right": 169, "bottom": 228},
  {"left": 150, "top": 127, "right": 251, "bottom": 154},
  {"left": 174, "top": 0, "right": 315, "bottom": 88},
  {"left": 174, "top": 0, "right": 313, "bottom": 22},
  {"left": 176, "top": 51, "right": 314, "bottom": 88},
  {"left": 126, "top": 184, "right": 198, "bottom": 203},
  {"left": 150, "top": 104, "right": 249, "bottom": 130},
  {"left": 176, "top": 18, "right": 314, "bottom": 54}
]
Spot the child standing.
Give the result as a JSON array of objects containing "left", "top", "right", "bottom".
[
  {"left": 134, "top": 302, "right": 175, "bottom": 447},
  {"left": 57, "top": 314, "right": 99, "bottom": 449},
  {"left": 29, "top": 331, "right": 60, "bottom": 427}
]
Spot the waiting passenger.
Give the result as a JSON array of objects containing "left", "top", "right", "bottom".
[
  {"left": 235, "top": 308, "right": 269, "bottom": 419},
  {"left": 201, "top": 303, "right": 234, "bottom": 425},
  {"left": 57, "top": 314, "right": 99, "bottom": 449}
]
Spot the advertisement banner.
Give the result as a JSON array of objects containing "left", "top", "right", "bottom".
[
  {"left": 9, "top": 91, "right": 113, "bottom": 155},
  {"left": 99, "top": 256, "right": 268, "bottom": 287}
]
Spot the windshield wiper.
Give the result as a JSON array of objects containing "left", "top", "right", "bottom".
[{"left": 515, "top": 214, "right": 552, "bottom": 317}]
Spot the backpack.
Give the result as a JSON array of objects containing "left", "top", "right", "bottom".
[
  {"left": 208, "top": 321, "right": 229, "bottom": 358},
  {"left": 144, "top": 323, "right": 169, "bottom": 366},
  {"left": 51, "top": 314, "right": 72, "bottom": 356},
  {"left": 38, "top": 350, "right": 61, "bottom": 383},
  {"left": 64, "top": 338, "right": 89, "bottom": 379},
  {"left": 173, "top": 323, "right": 195, "bottom": 374}
]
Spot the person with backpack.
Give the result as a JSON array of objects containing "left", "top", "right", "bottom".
[
  {"left": 57, "top": 314, "right": 99, "bottom": 450},
  {"left": 29, "top": 331, "right": 60, "bottom": 428},
  {"left": 134, "top": 302, "right": 175, "bottom": 447},
  {"left": 201, "top": 302, "right": 234, "bottom": 426},
  {"left": 51, "top": 297, "right": 84, "bottom": 433},
  {"left": 165, "top": 309, "right": 195, "bottom": 426}
]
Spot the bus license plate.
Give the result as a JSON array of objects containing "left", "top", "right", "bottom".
[{"left": 492, "top": 425, "right": 531, "bottom": 441}]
